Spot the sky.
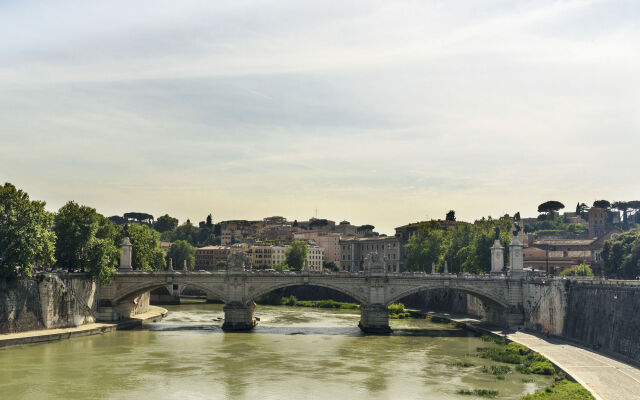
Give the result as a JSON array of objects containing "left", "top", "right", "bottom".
[{"left": 1, "top": 0, "right": 639, "bottom": 234}]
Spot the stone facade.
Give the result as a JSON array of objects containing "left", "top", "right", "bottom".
[
  {"left": 0, "top": 274, "right": 98, "bottom": 334},
  {"left": 339, "top": 236, "right": 402, "bottom": 272}
]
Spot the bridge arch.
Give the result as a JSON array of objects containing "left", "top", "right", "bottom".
[
  {"left": 385, "top": 282, "right": 510, "bottom": 310},
  {"left": 246, "top": 281, "right": 369, "bottom": 305},
  {"left": 113, "top": 281, "right": 228, "bottom": 304}
]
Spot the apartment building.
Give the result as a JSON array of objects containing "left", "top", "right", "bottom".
[
  {"left": 194, "top": 245, "right": 231, "bottom": 271},
  {"left": 293, "top": 232, "right": 341, "bottom": 263},
  {"left": 339, "top": 236, "right": 402, "bottom": 272}
]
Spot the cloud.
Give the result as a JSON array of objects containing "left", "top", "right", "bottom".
[{"left": 1, "top": 0, "right": 639, "bottom": 233}]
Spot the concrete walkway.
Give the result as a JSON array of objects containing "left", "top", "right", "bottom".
[
  {"left": 436, "top": 314, "right": 640, "bottom": 400},
  {"left": 0, "top": 306, "right": 167, "bottom": 348}
]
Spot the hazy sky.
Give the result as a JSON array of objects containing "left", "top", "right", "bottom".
[{"left": 1, "top": 0, "right": 639, "bottom": 234}]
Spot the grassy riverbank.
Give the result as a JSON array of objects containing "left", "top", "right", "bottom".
[
  {"left": 281, "top": 296, "right": 359, "bottom": 310},
  {"left": 452, "top": 334, "right": 594, "bottom": 400}
]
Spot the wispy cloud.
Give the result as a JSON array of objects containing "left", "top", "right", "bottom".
[{"left": 1, "top": 0, "right": 639, "bottom": 233}]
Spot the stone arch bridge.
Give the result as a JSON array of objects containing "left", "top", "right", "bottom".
[{"left": 98, "top": 270, "right": 525, "bottom": 333}]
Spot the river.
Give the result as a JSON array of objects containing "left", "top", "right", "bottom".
[{"left": 0, "top": 302, "right": 553, "bottom": 399}]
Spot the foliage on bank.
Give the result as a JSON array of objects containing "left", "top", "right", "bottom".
[
  {"left": 0, "top": 183, "right": 56, "bottom": 281},
  {"left": 476, "top": 341, "right": 556, "bottom": 375},
  {"left": 518, "top": 380, "right": 594, "bottom": 400}
]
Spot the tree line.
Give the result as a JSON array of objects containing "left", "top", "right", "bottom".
[
  {"left": 405, "top": 218, "right": 514, "bottom": 274},
  {"left": 0, "top": 182, "right": 200, "bottom": 284}
]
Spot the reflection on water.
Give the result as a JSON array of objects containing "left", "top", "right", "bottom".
[{"left": 0, "top": 302, "right": 552, "bottom": 400}]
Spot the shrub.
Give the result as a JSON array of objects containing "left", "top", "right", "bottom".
[
  {"left": 457, "top": 389, "right": 499, "bottom": 398},
  {"left": 519, "top": 380, "right": 595, "bottom": 399},
  {"left": 529, "top": 361, "right": 555, "bottom": 375}
]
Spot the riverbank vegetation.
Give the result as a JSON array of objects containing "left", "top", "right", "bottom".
[{"left": 519, "top": 380, "right": 594, "bottom": 400}]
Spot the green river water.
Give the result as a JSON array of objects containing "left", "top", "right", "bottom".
[{"left": 0, "top": 302, "right": 553, "bottom": 399}]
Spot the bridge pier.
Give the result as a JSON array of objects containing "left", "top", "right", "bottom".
[
  {"left": 359, "top": 304, "right": 391, "bottom": 334},
  {"left": 222, "top": 301, "right": 256, "bottom": 331}
]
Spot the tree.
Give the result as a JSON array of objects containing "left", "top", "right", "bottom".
[
  {"left": 154, "top": 214, "right": 178, "bottom": 233},
  {"left": 405, "top": 221, "right": 444, "bottom": 272},
  {"left": 0, "top": 183, "right": 56, "bottom": 281},
  {"left": 128, "top": 224, "right": 166, "bottom": 271},
  {"left": 123, "top": 212, "right": 154, "bottom": 226},
  {"left": 611, "top": 201, "right": 628, "bottom": 225},
  {"left": 206, "top": 214, "right": 213, "bottom": 228},
  {"left": 537, "top": 201, "right": 565, "bottom": 214},
  {"left": 285, "top": 241, "right": 308, "bottom": 271},
  {"left": 108, "top": 215, "right": 127, "bottom": 225},
  {"left": 323, "top": 261, "right": 339, "bottom": 271},
  {"left": 601, "top": 230, "right": 640, "bottom": 279},
  {"left": 445, "top": 210, "right": 456, "bottom": 222},
  {"left": 592, "top": 200, "right": 610, "bottom": 209},
  {"left": 559, "top": 264, "right": 594, "bottom": 277},
  {"left": 575, "top": 203, "right": 588, "bottom": 215},
  {"left": 357, "top": 224, "right": 375, "bottom": 233},
  {"left": 166, "top": 240, "right": 195, "bottom": 270},
  {"left": 54, "top": 201, "right": 121, "bottom": 283},
  {"left": 309, "top": 219, "right": 329, "bottom": 229}
]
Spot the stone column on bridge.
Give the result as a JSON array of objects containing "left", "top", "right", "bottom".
[
  {"left": 490, "top": 239, "right": 504, "bottom": 274},
  {"left": 509, "top": 237, "right": 524, "bottom": 278},
  {"left": 443, "top": 260, "right": 448, "bottom": 274},
  {"left": 431, "top": 262, "right": 436, "bottom": 274},
  {"left": 168, "top": 258, "right": 173, "bottom": 271},
  {"left": 359, "top": 253, "right": 391, "bottom": 334},
  {"left": 222, "top": 251, "right": 256, "bottom": 331},
  {"left": 119, "top": 237, "right": 133, "bottom": 271}
]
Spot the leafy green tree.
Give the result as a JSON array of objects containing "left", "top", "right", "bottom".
[
  {"left": 166, "top": 240, "right": 195, "bottom": 270},
  {"left": 54, "top": 201, "right": 122, "bottom": 283},
  {"left": 285, "top": 241, "right": 308, "bottom": 271},
  {"left": 0, "top": 183, "right": 56, "bottom": 281},
  {"left": 128, "top": 224, "right": 166, "bottom": 271},
  {"left": 405, "top": 221, "right": 444, "bottom": 272},
  {"left": 154, "top": 214, "right": 178, "bottom": 233},
  {"left": 559, "top": 264, "right": 594, "bottom": 277},
  {"left": 537, "top": 201, "right": 565, "bottom": 214},
  {"left": 602, "top": 230, "right": 640, "bottom": 279},
  {"left": 446, "top": 210, "right": 456, "bottom": 222},
  {"left": 592, "top": 200, "right": 610, "bottom": 209},
  {"left": 274, "top": 261, "right": 288, "bottom": 271},
  {"left": 323, "top": 261, "right": 339, "bottom": 271}
]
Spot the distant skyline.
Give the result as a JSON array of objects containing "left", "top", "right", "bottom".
[{"left": 1, "top": 0, "right": 639, "bottom": 235}]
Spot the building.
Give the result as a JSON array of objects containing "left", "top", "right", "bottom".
[
  {"left": 195, "top": 245, "right": 231, "bottom": 271},
  {"left": 293, "top": 232, "right": 341, "bottom": 263},
  {"left": 335, "top": 220, "right": 358, "bottom": 236},
  {"left": 340, "top": 236, "right": 402, "bottom": 272},
  {"left": 306, "top": 246, "right": 324, "bottom": 271},
  {"left": 248, "top": 245, "right": 273, "bottom": 269},
  {"left": 588, "top": 207, "right": 607, "bottom": 239},
  {"left": 524, "top": 228, "right": 622, "bottom": 275},
  {"left": 271, "top": 245, "right": 287, "bottom": 266}
]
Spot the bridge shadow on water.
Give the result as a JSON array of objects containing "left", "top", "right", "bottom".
[{"left": 144, "top": 323, "right": 477, "bottom": 338}]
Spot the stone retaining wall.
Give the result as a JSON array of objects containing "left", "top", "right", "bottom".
[{"left": 0, "top": 274, "right": 97, "bottom": 334}]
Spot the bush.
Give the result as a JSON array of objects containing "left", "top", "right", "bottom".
[
  {"left": 519, "top": 380, "right": 594, "bottom": 399},
  {"left": 528, "top": 361, "right": 555, "bottom": 375},
  {"left": 457, "top": 389, "right": 499, "bottom": 398},
  {"left": 281, "top": 295, "right": 297, "bottom": 306}
]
